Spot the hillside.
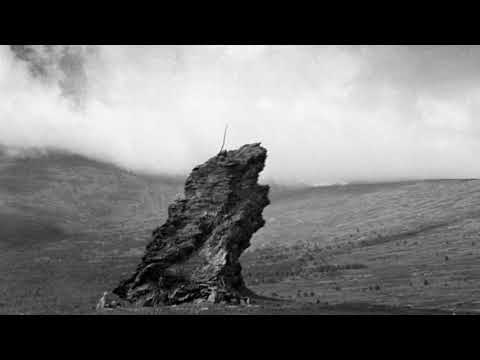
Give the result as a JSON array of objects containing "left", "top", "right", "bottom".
[
  {"left": 0, "top": 151, "right": 479, "bottom": 314},
  {"left": 0, "top": 150, "right": 183, "bottom": 313},
  {"left": 245, "top": 179, "right": 480, "bottom": 312}
]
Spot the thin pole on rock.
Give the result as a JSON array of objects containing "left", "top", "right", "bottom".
[{"left": 218, "top": 124, "right": 228, "bottom": 154}]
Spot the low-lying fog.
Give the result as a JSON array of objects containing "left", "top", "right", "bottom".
[{"left": 1, "top": 45, "right": 480, "bottom": 185}]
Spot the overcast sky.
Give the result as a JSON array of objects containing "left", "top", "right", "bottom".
[{"left": 1, "top": 45, "right": 480, "bottom": 185}]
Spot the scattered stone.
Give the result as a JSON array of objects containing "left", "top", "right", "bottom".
[{"left": 96, "top": 291, "right": 126, "bottom": 310}]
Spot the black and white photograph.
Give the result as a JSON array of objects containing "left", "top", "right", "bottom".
[{"left": 1, "top": 44, "right": 479, "bottom": 316}]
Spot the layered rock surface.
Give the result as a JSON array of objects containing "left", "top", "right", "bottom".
[{"left": 110, "top": 143, "right": 270, "bottom": 306}]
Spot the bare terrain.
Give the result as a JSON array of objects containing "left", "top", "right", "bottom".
[{"left": 1, "top": 150, "right": 479, "bottom": 314}]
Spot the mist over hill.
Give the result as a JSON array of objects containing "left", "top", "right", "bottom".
[{"left": 2, "top": 45, "right": 480, "bottom": 184}]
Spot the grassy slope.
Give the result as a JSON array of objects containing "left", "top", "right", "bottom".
[
  {"left": 1, "top": 152, "right": 479, "bottom": 314},
  {"left": 0, "top": 152, "right": 183, "bottom": 314},
  {"left": 245, "top": 179, "right": 480, "bottom": 313}
]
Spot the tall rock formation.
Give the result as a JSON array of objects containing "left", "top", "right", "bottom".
[{"left": 111, "top": 143, "right": 270, "bottom": 306}]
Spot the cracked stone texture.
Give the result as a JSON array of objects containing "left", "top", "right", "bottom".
[{"left": 111, "top": 143, "right": 270, "bottom": 306}]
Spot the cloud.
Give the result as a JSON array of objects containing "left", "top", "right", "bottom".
[{"left": 1, "top": 45, "right": 480, "bottom": 184}]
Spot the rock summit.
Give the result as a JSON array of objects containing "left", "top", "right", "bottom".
[{"left": 110, "top": 143, "right": 270, "bottom": 306}]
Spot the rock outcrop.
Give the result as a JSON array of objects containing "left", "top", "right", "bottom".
[{"left": 110, "top": 143, "right": 270, "bottom": 306}]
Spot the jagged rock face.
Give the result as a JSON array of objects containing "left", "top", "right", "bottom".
[{"left": 112, "top": 143, "right": 270, "bottom": 306}]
